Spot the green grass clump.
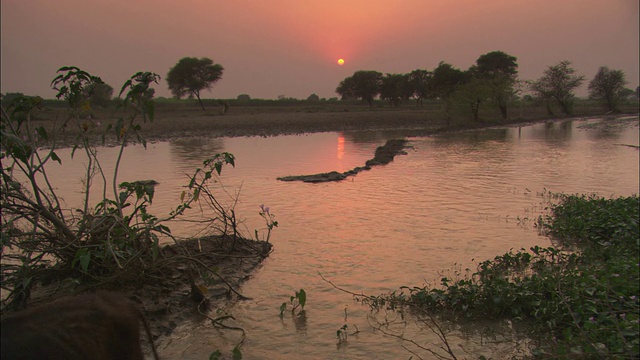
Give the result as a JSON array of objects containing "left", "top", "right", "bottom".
[{"left": 397, "top": 194, "right": 639, "bottom": 358}]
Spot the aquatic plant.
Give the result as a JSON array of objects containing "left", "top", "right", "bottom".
[
  {"left": 336, "top": 324, "right": 349, "bottom": 345},
  {"left": 256, "top": 204, "right": 278, "bottom": 243},
  {"left": 279, "top": 288, "right": 306, "bottom": 318},
  {"left": 377, "top": 193, "right": 639, "bottom": 358}
]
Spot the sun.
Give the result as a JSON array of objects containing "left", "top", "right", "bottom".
[{"left": 337, "top": 58, "right": 345, "bottom": 65}]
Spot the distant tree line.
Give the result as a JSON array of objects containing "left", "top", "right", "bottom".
[
  {"left": 2, "top": 52, "right": 638, "bottom": 116},
  {"left": 334, "top": 50, "right": 636, "bottom": 119}
]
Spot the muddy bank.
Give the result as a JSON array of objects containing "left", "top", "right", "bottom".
[
  {"left": 29, "top": 104, "right": 638, "bottom": 149},
  {"left": 24, "top": 236, "right": 272, "bottom": 349},
  {"left": 277, "top": 139, "right": 410, "bottom": 183}
]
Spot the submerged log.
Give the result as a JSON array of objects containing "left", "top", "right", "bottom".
[{"left": 277, "top": 139, "right": 409, "bottom": 183}]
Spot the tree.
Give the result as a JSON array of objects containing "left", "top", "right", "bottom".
[
  {"left": 335, "top": 70, "right": 383, "bottom": 106},
  {"left": 588, "top": 66, "right": 628, "bottom": 112},
  {"left": 407, "top": 69, "right": 432, "bottom": 107},
  {"left": 166, "top": 57, "right": 224, "bottom": 110},
  {"left": 380, "top": 73, "right": 411, "bottom": 107},
  {"left": 1, "top": 92, "right": 26, "bottom": 107},
  {"left": 431, "top": 62, "right": 468, "bottom": 99},
  {"left": 474, "top": 50, "right": 518, "bottom": 78},
  {"left": 451, "top": 76, "right": 492, "bottom": 122},
  {"left": 529, "top": 60, "right": 584, "bottom": 115},
  {"left": 470, "top": 51, "right": 518, "bottom": 119},
  {"left": 88, "top": 83, "right": 114, "bottom": 108},
  {"left": 306, "top": 93, "right": 320, "bottom": 102}
]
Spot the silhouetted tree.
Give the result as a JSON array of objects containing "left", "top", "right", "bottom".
[
  {"left": 307, "top": 93, "right": 320, "bottom": 102},
  {"left": 1, "top": 93, "right": 26, "bottom": 107},
  {"left": 588, "top": 66, "right": 627, "bottom": 112},
  {"left": 451, "top": 76, "right": 492, "bottom": 122},
  {"left": 407, "top": 69, "right": 432, "bottom": 107},
  {"left": 166, "top": 57, "right": 224, "bottom": 110},
  {"left": 474, "top": 50, "right": 518, "bottom": 77},
  {"left": 335, "top": 70, "right": 383, "bottom": 106},
  {"left": 380, "top": 73, "right": 411, "bottom": 107},
  {"left": 237, "top": 94, "right": 251, "bottom": 101},
  {"left": 529, "top": 60, "right": 584, "bottom": 115},
  {"left": 88, "top": 83, "right": 114, "bottom": 108},
  {"left": 431, "top": 62, "right": 468, "bottom": 99},
  {"left": 469, "top": 51, "right": 518, "bottom": 119}
]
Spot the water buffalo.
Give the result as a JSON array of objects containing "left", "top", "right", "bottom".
[{"left": 1, "top": 291, "right": 159, "bottom": 360}]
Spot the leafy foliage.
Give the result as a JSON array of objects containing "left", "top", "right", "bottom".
[{"left": 0, "top": 67, "right": 254, "bottom": 312}]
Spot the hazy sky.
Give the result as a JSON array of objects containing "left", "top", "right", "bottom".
[{"left": 1, "top": 0, "right": 638, "bottom": 100}]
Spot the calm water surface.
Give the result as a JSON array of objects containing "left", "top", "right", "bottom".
[{"left": 44, "top": 117, "right": 639, "bottom": 359}]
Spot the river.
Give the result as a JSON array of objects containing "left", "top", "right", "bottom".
[{"left": 39, "top": 116, "right": 639, "bottom": 359}]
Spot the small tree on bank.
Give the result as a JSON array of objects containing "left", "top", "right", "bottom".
[
  {"left": 166, "top": 57, "right": 224, "bottom": 110},
  {"left": 588, "top": 66, "right": 628, "bottom": 112},
  {"left": 470, "top": 50, "right": 519, "bottom": 119},
  {"left": 530, "top": 60, "right": 584, "bottom": 115}
]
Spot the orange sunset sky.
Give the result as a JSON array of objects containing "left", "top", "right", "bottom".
[{"left": 1, "top": 0, "right": 638, "bottom": 100}]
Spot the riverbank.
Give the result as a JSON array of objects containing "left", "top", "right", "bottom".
[
  {"left": 28, "top": 101, "right": 639, "bottom": 147},
  {"left": 24, "top": 236, "right": 272, "bottom": 356}
]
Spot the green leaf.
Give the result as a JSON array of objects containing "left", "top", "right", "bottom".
[
  {"left": 585, "top": 287, "right": 596, "bottom": 296},
  {"left": 50, "top": 151, "right": 61, "bottom": 164},
  {"left": 209, "top": 350, "right": 222, "bottom": 360},
  {"left": 296, "top": 289, "right": 307, "bottom": 310},
  {"left": 232, "top": 346, "right": 242, "bottom": 360},
  {"left": 72, "top": 248, "right": 92, "bottom": 273},
  {"left": 115, "top": 117, "right": 124, "bottom": 141},
  {"left": 36, "top": 126, "right": 48, "bottom": 141},
  {"left": 145, "top": 185, "right": 155, "bottom": 203}
]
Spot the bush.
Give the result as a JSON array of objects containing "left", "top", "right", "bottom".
[
  {"left": 381, "top": 194, "right": 639, "bottom": 358},
  {"left": 0, "top": 67, "right": 243, "bottom": 311}
]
